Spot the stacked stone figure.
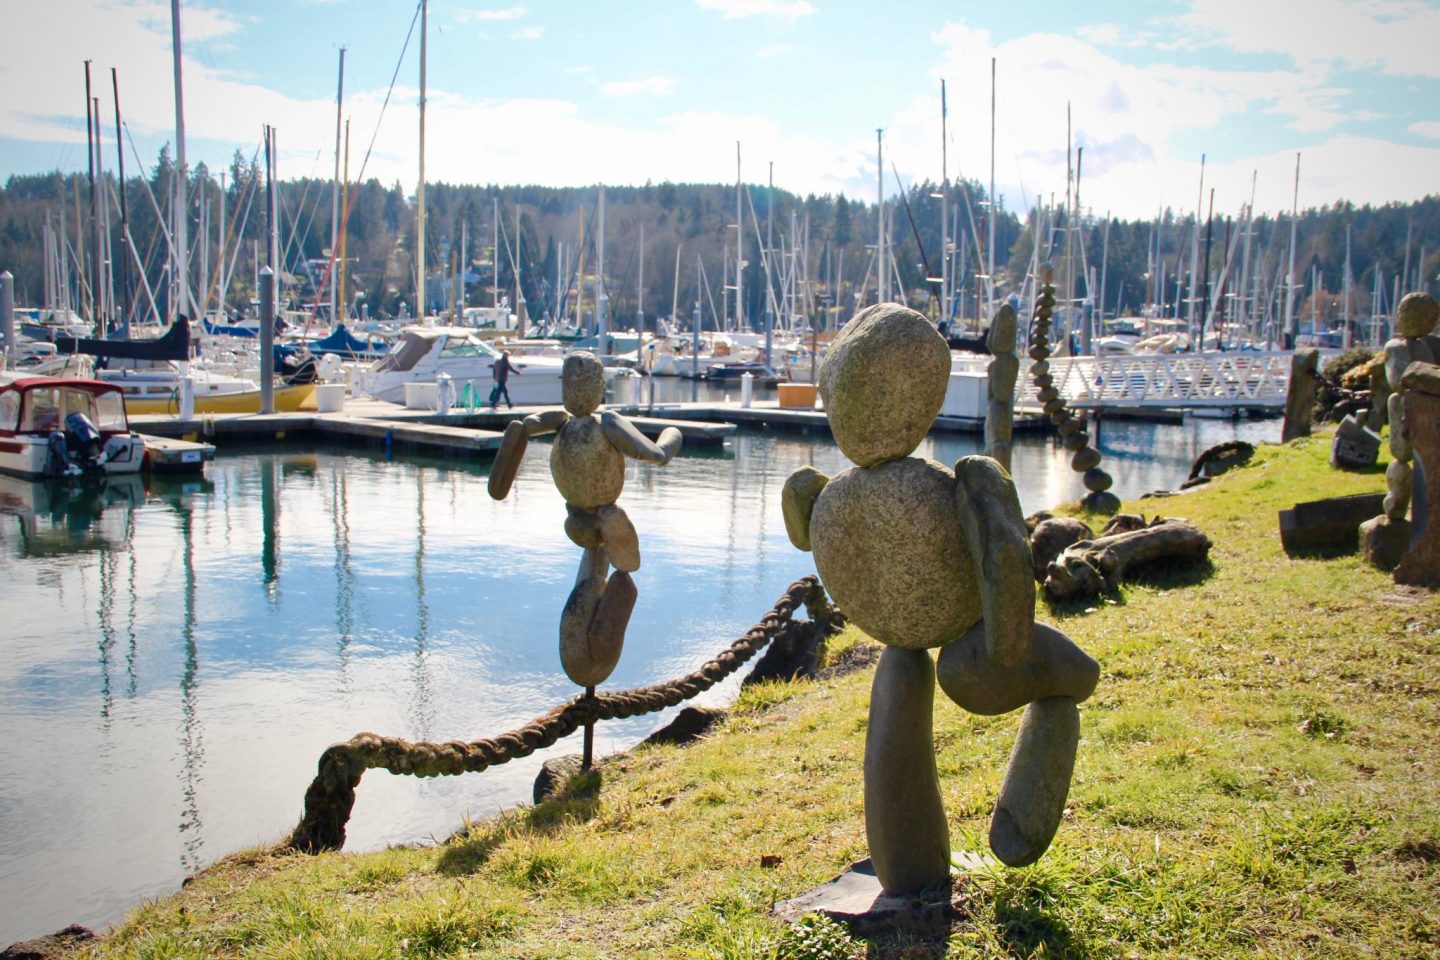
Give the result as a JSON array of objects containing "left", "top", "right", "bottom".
[
  {"left": 1361, "top": 293, "right": 1440, "bottom": 570},
  {"left": 985, "top": 304, "right": 1020, "bottom": 473},
  {"left": 488, "top": 352, "right": 683, "bottom": 691},
  {"left": 782, "top": 303, "right": 1099, "bottom": 895},
  {"left": 1027, "top": 274, "right": 1120, "bottom": 513}
]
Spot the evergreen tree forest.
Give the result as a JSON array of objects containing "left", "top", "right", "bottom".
[{"left": 3, "top": 149, "right": 1438, "bottom": 338}]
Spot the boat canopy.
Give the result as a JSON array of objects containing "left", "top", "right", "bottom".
[
  {"left": 0, "top": 377, "right": 130, "bottom": 434},
  {"left": 373, "top": 328, "right": 499, "bottom": 372}
]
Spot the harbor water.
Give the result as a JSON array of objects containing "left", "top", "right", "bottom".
[{"left": 0, "top": 413, "right": 1277, "bottom": 944}]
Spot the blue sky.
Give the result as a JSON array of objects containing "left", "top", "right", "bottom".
[{"left": 3, "top": 0, "right": 1438, "bottom": 218}]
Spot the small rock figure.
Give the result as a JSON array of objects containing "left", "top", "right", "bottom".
[
  {"left": 782, "top": 303, "right": 1098, "bottom": 895},
  {"left": 488, "top": 352, "right": 683, "bottom": 688},
  {"left": 1361, "top": 293, "right": 1440, "bottom": 570},
  {"left": 986, "top": 303, "right": 1019, "bottom": 473}
]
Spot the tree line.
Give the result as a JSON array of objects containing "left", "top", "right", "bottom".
[{"left": 2, "top": 147, "right": 1436, "bottom": 336}]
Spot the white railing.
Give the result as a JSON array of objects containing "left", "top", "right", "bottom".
[{"left": 1033, "top": 351, "right": 1294, "bottom": 409}]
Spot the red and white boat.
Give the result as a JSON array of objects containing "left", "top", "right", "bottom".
[{"left": 0, "top": 375, "right": 146, "bottom": 479}]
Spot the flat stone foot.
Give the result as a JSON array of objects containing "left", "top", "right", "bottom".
[
  {"left": 990, "top": 696, "right": 1080, "bottom": 867},
  {"left": 1360, "top": 515, "right": 1410, "bottom": 571}
]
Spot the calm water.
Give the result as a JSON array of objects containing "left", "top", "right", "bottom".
[{"left": 0, "top": 413, "right": 1277, "bottom": 944}]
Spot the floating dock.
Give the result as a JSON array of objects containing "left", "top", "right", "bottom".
[
  {"left": 139, "top": 434, "right": 216, "bottom": 474},
  {"left": 129, "top": 393, "right": 1201, "bottom": 461}
]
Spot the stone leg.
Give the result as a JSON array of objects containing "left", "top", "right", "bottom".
[
  {"left": 989, "top": 696, "right": 1080, "bottom": 867},
  {"left": 597, "top": 503, "right": 641, "bottom": 572},
  {"left": 560, "top": 547, "right": 631, "bottom": 687},
  {"left": 864, "top": 647, "right": 951, "bottom": 895}
]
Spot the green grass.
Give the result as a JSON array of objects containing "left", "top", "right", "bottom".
[{"left": 77, "top": 433, "right": 1440, "bottom": 958}]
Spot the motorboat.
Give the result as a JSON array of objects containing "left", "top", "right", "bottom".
[
  {"left": 0, "top": 374, "right": 146, "bottom": 479},
  {"left": 360, "top": 326, "right": 568, "bottom": 406}
]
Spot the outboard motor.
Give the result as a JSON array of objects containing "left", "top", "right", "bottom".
[{"left": 63, "top": 412, "right": 108, "bottom": 474}]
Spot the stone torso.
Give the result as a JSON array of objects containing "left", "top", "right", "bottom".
[
  {"left": 810, "top": 457, "right": 981, "bottom": 649},
  {"left": 550, "top": 415, "right": 625, "bottom": 509}
]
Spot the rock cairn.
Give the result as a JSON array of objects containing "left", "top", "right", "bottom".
[
  {"left": 985, "top": 303, "right": 1020, "bottom": 473},
  {"left": 1362, "top": 292, "right": 1440, "bottom": 570},
  {"left": 1027, "top": 272, "right": 1120, "bottom": 513}
]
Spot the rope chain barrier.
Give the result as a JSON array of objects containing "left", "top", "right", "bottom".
[{"left": 289, "top": 575, "right": 842, "bottom": 852}]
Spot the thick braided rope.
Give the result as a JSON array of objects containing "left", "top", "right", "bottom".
[{"left": 289, "top": 576, "right": 838, "bottom": 852}]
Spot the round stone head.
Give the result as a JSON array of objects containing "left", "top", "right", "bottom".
[
  {"left": 562, "top": 352, "right": 606, "bottom": 416},
  {"left": 1396, "top": 292, "right": 1439, "bottom": 339},
  {"left": 817, "top": 303, "right": 952, "bottom": 467}
]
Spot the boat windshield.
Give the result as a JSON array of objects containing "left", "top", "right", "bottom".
[
  {"left": 89, "top": 391, "right": 128, "bottom": 431},
  {"left": 439, "top": 335, "right": 499, "bottom": 359},
  {"left": 19, "top": 387, "right": 62, "bottom": 432},
  {"left": 0, "top": 390, "right": 18, "bottom": 431}
]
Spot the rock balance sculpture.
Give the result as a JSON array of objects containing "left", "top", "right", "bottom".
[
  {"left": 985, "top": 303, "right": 1020, "bottom": 472},
  {"left": 1027, "top": 273, "right": 1119, "bottom": 513},
  {"left": 782, "top": 303, "right": 1099, "bottom": 895},
  {"left": 1361, "top": 293, "right": 1440, "bottom": 570},
  {"left": 488, "top": 352, "right": 683, "bottom": 759}
]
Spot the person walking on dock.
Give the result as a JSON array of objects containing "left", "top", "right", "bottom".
[{"left": 490, "top": 350, "right": 520, "bottom": 409}]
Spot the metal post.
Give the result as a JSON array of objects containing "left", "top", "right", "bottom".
[
  {"left": 260, "top": 266, "right": 276, "bottom": 414},
  {"left": 581, "top": 685, "right": 595, "bottom": 772},
  {"left": 692, "top": 297, "right": 701, "bottom": 404},
  {"left": 0, "top": 271, "right": 14, "bottom": 368}
]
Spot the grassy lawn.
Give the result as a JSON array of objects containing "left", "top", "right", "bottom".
[{"left": 78, "top": 434, "right": 1440, "bottom": 959}]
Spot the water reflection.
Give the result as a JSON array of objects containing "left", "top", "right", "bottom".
[{"left": 0, "top": 416, "right": 1278, "bottom": 946}]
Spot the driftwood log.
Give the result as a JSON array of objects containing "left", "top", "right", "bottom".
[{"left": 1043, "top": 518, "right": 1212, "bottom": 602}]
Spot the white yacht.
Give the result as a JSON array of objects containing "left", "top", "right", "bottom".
[{"left": 361, "top": 326, "right": 568, "bottom": 406}]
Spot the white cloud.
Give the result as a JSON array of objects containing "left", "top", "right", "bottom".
[
  {"left": 512, "top": 25, "right": 544, "bottom": 40},
  {"left": 600, "top": 76, "right": 676, "bottom": 97},
  {"left": 755, "top": 43, "right": 795, "bottom": 59},
  {"left": 696, "top": 0, "right": 816, "bottom": 20},
  {"left": 860, "top": 20, "right": 1440, "bottom": 218},
  {"left": 1177, "top": 0, "right": 1440, "bottom": 78},
  {"left": 458, "top": 5, "right": 526, "bottom": 22},
  {"left": 1411, "top": 121, "right": 1440, "bottom": 140}
]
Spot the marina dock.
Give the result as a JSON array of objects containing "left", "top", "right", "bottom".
[{"left": 126, "top": 395, "right": 1206, "bottom": 461}]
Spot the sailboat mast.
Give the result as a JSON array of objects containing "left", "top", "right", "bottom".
[
  {"left": 736, "top": 142, "right": 744, "bottom": 330},
  {"left": 1189, "top": 153, "right": 1204, "bottom": 349},
  {"left": 598, "top": 184, "right": 607, "bottom": 352},
  {"left": 515, "top": 202, "right": 523, "bottom": 334},
  {"left": 329, "top": 47, "right": 345, "bottom": 326},
  {"left": 1284, "top": 152, "right": 1300, "bottom": 347},
  {"left": 170, "top": 0, "right": 190, "bottom": 324},
  {"left": 988, "top": 57, "right": 996, "bottom": 323},
  {"left": 416, "top": 0, "right": 427, "bottom": 321},
  {"left": 1342, "top": 225, "right": 1352, "bottom": 349},
  {"left": 493, "top": 196, "right": 500, "bottom": 310},
  {"left": 940, "top": 78, "right": 949, "bottom": 327},
  {"left": 637, "top": 223, "right": 645, "bottom": 331},
  {"left": 876, "top": 129, "right": 886, "bottom": 303},
  {"left": 83, "top": 61, "right": 100, "bottom": 332}
]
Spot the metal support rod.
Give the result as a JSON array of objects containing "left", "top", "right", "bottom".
[{"left": 581, "top": 685, "right": 596, "bottom": 771}]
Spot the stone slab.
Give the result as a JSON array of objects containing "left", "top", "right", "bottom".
[
  {"left": 773, "top": 855, "right": 986, "bottom": 937},
  {"left": 1280, "top": 493, "right": 1386, "bottom": 555}
]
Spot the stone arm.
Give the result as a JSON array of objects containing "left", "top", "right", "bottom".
[
  {"left": 780, "top": 466, "right": 829, "bottom": 552},
  {"left": 599, "top": 410, "right": 682, "bottom": 465},
  {"left": 953, "top": 455, "right": 1036, "bottom": 668},
  {"left": 487, "top": 410, "right": 571, "bottom": 501}
]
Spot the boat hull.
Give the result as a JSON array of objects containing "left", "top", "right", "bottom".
[
  {"left": 0, "top": 433, "right": 145, "bottom": 479},
  {"left": 123, "top": 383, "right": 316, "bottom": 416}
]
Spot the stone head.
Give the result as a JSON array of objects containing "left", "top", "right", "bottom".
[
  {"left": 562, "top": 352, "right": 607, "bottom": 416},
  {"left": 987, "top": 304, "right": 1018, "bottom": 354},
  {"left": 817, "top": 303, "right": 952, "bottom": 468},
  {"left": 1396, "top": 292, "right": 1439, "bottom": 339}
]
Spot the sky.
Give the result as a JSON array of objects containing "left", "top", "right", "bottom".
[{"left": 2, "top": 0, "right": 1438, "bottom": 220}]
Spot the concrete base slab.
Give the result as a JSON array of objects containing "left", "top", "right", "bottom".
[{"left": 774, "top": 855, "right": 986, "bottom": 937}]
